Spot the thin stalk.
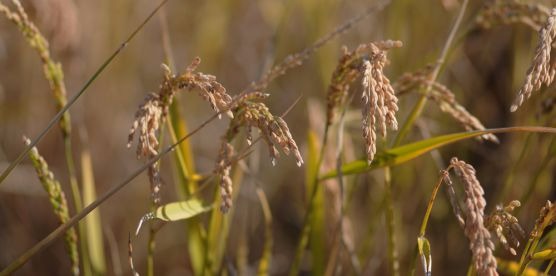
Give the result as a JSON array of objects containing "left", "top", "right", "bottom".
[
  {"left": 289, "top": 124, "right": 330, "bottom": 276},
  {"left": 410, "top": 173, "right": 445, "bottom": 276},
  {"left": 515, "top": 239, "right": 533, "bottom": 276},
  {"left": 544, "top": 259, "right": 555, "bottom": 275},
  {"left": 64, "top": 138, "right": 85, "bottom": 276},
  {"left": 383, "top": 167, "right": 399, "bottom": 276},
  {"left": 0, "top": 0, "right": 170, "bottom": 185},
  {"left": 498, "top": 134, "right": 533, "bottom": 203},
  {"left": 147, "top": 227, "right": 156, "bottom": 276},
  {"left": 519, "top": 137, "right": 556, "bottom": 204},
  {"left": 393, "top": 0, "right": 470, "bottom": 146},
  {"left": 0, "top": 111, "right": 221, "bottom": 275},
  {"left": 419, "top": 174, "right": 444, "bottom": 237},
  {"left": 387, "top": 3, "right": 470, "bottom": 269}
]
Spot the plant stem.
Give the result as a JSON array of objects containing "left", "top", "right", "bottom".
[
  {"left": 289, "top": 124, "right": 330, "bottom": 276},
  {"left": 393, "top": 0, "right": 470, "bottom": 146},
  {"left": 410, "top": 173, "right": 445, "bottom": 276},
  {"left": 383, "top": 167, "right": 399, "bottom": 276}
]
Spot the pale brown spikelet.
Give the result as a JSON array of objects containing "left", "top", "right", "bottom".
[
  {"left": 476, "top": 0, "right": 550, "bottom": 31},
  {"left": 450, "top": 157, "right": 498, "bottom": 276},
  {"left": 511, "top": 8, "right": 556, "bottom": 112},
  {"left": 215, "top": 141, "right": 234, "bottom": 213},
  {"left": 530, "top": 200, "right": 556, "bottom": 239},
  {"left": 128, "top": 58, "right": 234, "bottom": 204},
  {"left": 327, "top": 40, "right": 402, "bottom": 127},
  {"left": 177, "top": 57, "right": 233, "bottom": 118},
  {"left": 485, "top": 200, "right": 525, "bottom": 256},
  {"left": 212, "top": 92, "right": 303, "bottom": 213},
  {"left": 128, "top": 93, "right": 163, "bottom": 159},
  {"left": 440, "top": 169, "right": 466, "bottom": 227},
  {"left": 227, "top": 93, "right": 303, "bottom": 167},
  {"left": 361, "top": 60, "right": 378, "bottom": 162},
  {"left": 394, "top": 69, "right": 498, "bottom": 142}
]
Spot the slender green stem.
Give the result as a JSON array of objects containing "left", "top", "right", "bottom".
[
  {"left": 410, "top": 173, "right": 445, "bottom": 276},
  {"left": 515, "top": 239, "right": 533, "bottom": 276},
  {"left": 544, "top": 259, "right": 555, "bottom": 275},
  {"left": 419, "top": 174, "right": 444, "bottom": 237},
  {"left": 520, "top": 137, "right": 556, "bottom": 204},
  {"left": 383, "top": 167, "right": 399, "bottom": 276},
  {"left": 64, "top": 138, "right": 85, "bottom": 275},
  {"left": 0, "top": 0, "right": 170, "bottom": 186},
  {"left": 393, "top": 0, "right": 469, "bottom": 146},
  {"left": 64, "top": 139, "right": 82, "bottom": 213},
  {"left": 147, "top": 227, "right": 156, "bottom": 276},
  {"left": 289, "top": 124, "right": 330, "bottom": 276},
  {"left": 498, "top": 134, "right": 532, "bottom": 203},
  {"left": 0, "top": 111, "right": 221, "bottom": 275}
]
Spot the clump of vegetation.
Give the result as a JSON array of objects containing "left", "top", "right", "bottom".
[{"left": 2, "top": 0, "right": 556, "bottom": 275}]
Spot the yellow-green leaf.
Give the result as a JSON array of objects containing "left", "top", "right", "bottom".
[
  {"left": 135, "top": 199, "right": 212, "bottom": 236},
  {"left": 81, "top": 148, "right": 106, "bottom": 274},
  {"left": 321, "top": 127, "right": 556, "bottom": 179},
  {"left": 532, "top": 248, "right": 556, "bottom": 260},
  {"left": 417, "top": 236, "right": 431, "bottom": 276}
]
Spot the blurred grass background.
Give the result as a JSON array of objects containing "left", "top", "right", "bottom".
[{"left": 0, "top": 0, "right": 555, "bottom": 275}]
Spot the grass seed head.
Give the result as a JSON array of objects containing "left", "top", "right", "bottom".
[
  {"left": 216, "top": 141, "right": 234, "bottom": 213},
  {"left": 476, "top": 0, "right": 550, "bottom": 31},
  {"left": 511, "top": 8, "right": 556, "bottom": 112},
  {"left": 394, "top": 68, "right": 498, "bottom": 142},
  {"left": 450, "top": 157, "right": 498, "bottom": 276},
  {"left": 485, "top": 200, "right": 525, "bottom": 256}
]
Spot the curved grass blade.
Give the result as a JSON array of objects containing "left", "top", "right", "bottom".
[
  {"left": 135, "top": 199, "right": 212, "bottom": 236},
  {"left": 321, "top": 127, "right": 556, "bottom": 179}
]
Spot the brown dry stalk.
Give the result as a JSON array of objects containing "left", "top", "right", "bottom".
[
  {"left": 485, "top": 200, "right": 525, "bottom": 256},
  {"left": 476, "top": 0, "right": 551, "bottom": 31},
  {"left": 511, "top": 8, "right": 556, "bottom": 112},
  {"left": 394, "top": 69, "right": 498, "bottom": 142},
  {"left": 448, "top": 157, "right": 498, "bottom": 276},
  {"left": 128, "top": 58, "right": 233, "bottom": 205}
]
